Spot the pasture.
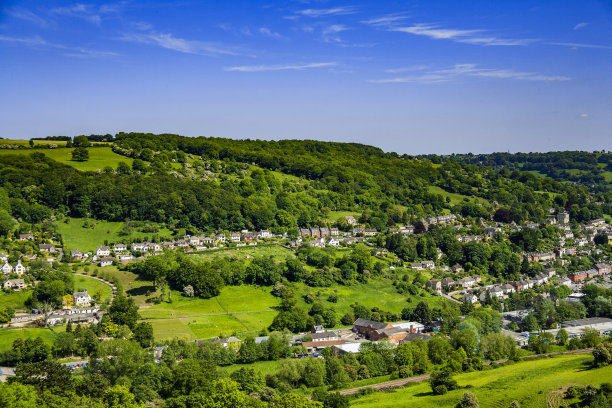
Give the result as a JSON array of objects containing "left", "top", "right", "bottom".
[
  {"left": 351, "top": 353, "right": 611, "bottom": 408},
  {"left": 139, "top": 285, "right": 280, "bottom": 341},
  {"left": 0, "top": 146, "right": 132, "bottom": 172},
  {"left": 55, "top": 217, "right": 173, "bottom": 252},
  {"left": 0, "top": 326, "right": 63, "bottom": 352},
  {"left": 0, "top": 290, "right": 31, "bottom": 310}
]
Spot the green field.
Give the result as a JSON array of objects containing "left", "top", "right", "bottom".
[
  {"left": 351, "top": 354, "right": 611, "bottom": 408},
  {"left": 73, "top": 275, "right": 113, "bottom": 303},
  {"left": 292, "top": 279, "right": 446, "bottom": 323},
  {"left": 0, "top": 326, "right": 64, "bottom": 352},
  {"left": 0, "top": 290, "right": 31, "bottom": 310},
  {"left": 191, "top": 244, "right": 294, "bottom": 261},
  {"left": 427, "top": 186, "right": 489, "bottom": 206},
  {"left": 55, "top": 217, "right": 173, "bottom": 252},
  {"left": 325, "top": 211, "right": 362, "bottom": 223},
  {"left": 0, "top": 146, "right": 132, "bottom": 172},
  {"left": 140, "top": 285, "right": 280, "bottom": 341},
  {"left": 223, "top": 358, "right": 287, "bottom": 376}
]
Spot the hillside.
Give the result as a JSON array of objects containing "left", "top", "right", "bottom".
[{"left": 1, "top": 134, "right": 608, "bottom": 237}]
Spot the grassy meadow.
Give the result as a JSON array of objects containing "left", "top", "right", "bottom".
[
  {"left": 427, "top": 186, "right": 489, "bottom": 206},
  {"left": 0, "top": 146, "right": 132, "bottom": 172},
  {"left": 0, "top": 290, "right": 31, "bottom": 310},
  {"left": 0, "top": 326, "right": 64, "bottom": 352},
  {"left": 351, "top": 353, "right": 611, "bottom": 408},
  {"left": 55, "top": 217, "right": 173, "bottom": 252}
]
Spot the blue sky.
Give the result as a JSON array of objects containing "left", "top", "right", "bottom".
[{"left": 0, "top": 0, "right": 611, "bottom": 154}]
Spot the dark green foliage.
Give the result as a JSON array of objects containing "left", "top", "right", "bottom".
[
  {"left": 109, "top": 294, "right": 140, "bottom": 329},
  {"left": 71, "top": 147, "right": 89, "bottom": 161},
  {"left": 430, "top": 367, "right": 458, "bottom": 395}
]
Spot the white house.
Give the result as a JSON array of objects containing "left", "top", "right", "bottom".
[
  {"left": 96, "top": 246, "right": 111, "bottom": 257},
  {"left": 229, "top": 233, "right": 241, "bottom": 243},
  {"left": 99, "top": 257, "right": 114, "bottom": 267},
  {"left": 259, "top": 229, "right": 273, "bottom": 239},
  {"left": 1, "top": 262, "right": 12, "bottom": 275},
  {"left": 113, "top": 243, "right": 127, "bottom": 253},
  {"left": 73, "top": 291, "right": 92, "bottom": 307},
  {"left": 14, "top": 261, "right": 25, "bottom": 275},
  {"left": 463, "top": 293, "right": 478, "bottom": 304},
  {"left": 328, "top": 238, "right": 340, "bottom": 247}
]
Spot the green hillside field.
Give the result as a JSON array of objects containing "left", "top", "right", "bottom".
[
  {"left": 351, "top": 353, "right": 611, "bottom": 408},
  {"left": 0, "top": 146, "right": 132, "bottom": 171}
]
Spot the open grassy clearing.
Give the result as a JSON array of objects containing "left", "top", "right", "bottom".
[
  {"left": 291, "top": 277, "right": 446, "bottom": 324},
  {"left": 55, "top": 217, "right": 173, "bottom": 252},
  {"left": 73, "top": 275, "right": 113, "bottom": 303},
  {"left": 0, "top": 326, "right": 64, "bottom": 352},
  {"left": 325, "top": 211, "right": 362, "bottom": 223},
  {"left": 223, "top": 358, "right": 288, "bottom": 376},
  {"left": 351, "top": 353, "right": 610, "bottom": 408},
  {"left": 0, "top": 147, "right": 132, "bottom": 172},
  {"left": 427, "top": 186, "right": 489, "bottom": 206},
  {"left": 139, "top": 285, "right": 280, "bottom": 341},
  {"left": 0, "top": 290, "right": 31, "bottom": 310},
  {"left": 191, "top": 244, "right": 294, "bottom": 261}
]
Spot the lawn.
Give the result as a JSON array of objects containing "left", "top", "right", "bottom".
[
  {"left": 351, "top": 353, "right": 611, "bottom": 408},
  {"left": 55, "top": 217, "right": 173, "bottom": 252},
  {"left": 0, "top": 146, "right": 132, "bottom": 172},
  {"left": 0, "top": 326, "right": 64, "bottom": 352},
  {"left": 73, "top": 275, "right": 113, "bottom": 303},
  {"left": 427, "top": 186, "right": 489, "bottom": 206},
  {"left": 0, "top": 290, "right": 31, "bottom": 311}
]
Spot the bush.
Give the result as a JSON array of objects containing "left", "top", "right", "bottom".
[
  {"left": 456, "top": 391, "right": 479, "bottom": 408},
  {"left": 433, "top": 385, "right": 448, "bottom": 395}
]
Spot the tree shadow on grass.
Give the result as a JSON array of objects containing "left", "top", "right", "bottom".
[
  {"left": 414, "top": 392, "right": 434, "bottom": 397},
  {"left": 126, "top": 285, "right": 155, "bottom": 297}
]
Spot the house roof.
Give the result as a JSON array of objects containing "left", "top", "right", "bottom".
[
  {"left": 353, "top": 318, "right": 389, "bottom": 330},
  {"left": 310, "top": 331, "right": 338, "bottom": 340}
]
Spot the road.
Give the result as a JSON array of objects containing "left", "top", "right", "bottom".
[{"left": 337, "top": 348, "right": 594, "bottom": 395}]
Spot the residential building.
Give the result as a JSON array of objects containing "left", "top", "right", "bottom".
[
  {"left": 70, "top": 250, "right": 83, "bottom": 260},
  {"left": 96, "top": 246, "right": 111, "bottom": 257},
  {"left": 426, "top": 279, "right": 441, "bottom": 291},
  {"left": 99, "top": 257, "right": 114, "bottom": 267},
  {"left": 73, "top": 290, "right": 92, "bottom": 307},
  {"left": 557, "top": 212, "right": 570, "bottom": 224},
  {"left": 3, "top": 279, "right": 25, "bottom": 290},
  {"left": 13, "top": 261, "right": 25, "bottom": 275},
  {"left": 1, "top": 262, "right": 12, "bottom": 275}
]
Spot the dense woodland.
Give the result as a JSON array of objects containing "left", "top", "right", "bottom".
[{"left": 422, "top": 151, "right": 612, "bottom": 191}]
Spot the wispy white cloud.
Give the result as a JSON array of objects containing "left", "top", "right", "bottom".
[
  {"left": 391, "top": 23, "right": 533, "bottom": 46},
  {"left": 0, "top": 34, "right": 118, "bottom": 57},
  {"left": 322, "top": 24, "right": 350, "bottom": 43},
  {"left": 258, "top": 27, "right": 284, "bottom": 39},
  {"left": 5, "top": 7, "right": 48, "bottom": 26},
  {"left": 551, "top": 42, "right": 612, "bottom": 49},
  {"left": 371, "top": 63, "right": 570, "bottom": 84},
  {"left": 225, "top": 62, "right": 336, "bottom": 72},
  {"left": 50, "top": 2, "right": 123, "bottom": 25},
  {"left": 384, "top": 65, "right": 429, "bottom": 74},
  {"left": 297, "top": 6, "right": 357, "bottom": 18},
  {"left": 361, "top": 14, "right": 408, "bottom": 26},
  {"left": 580, "top": 113, "right": 590, "bottom": 118},
  {"left": 573, "top": 22, "right": 589, "bottom": 30},
  {"left": 370, "top": 74, "right": 449, "bottom": 84},
  {"left": 121, "top": 31, "right": 240, "bottom": 56}
]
